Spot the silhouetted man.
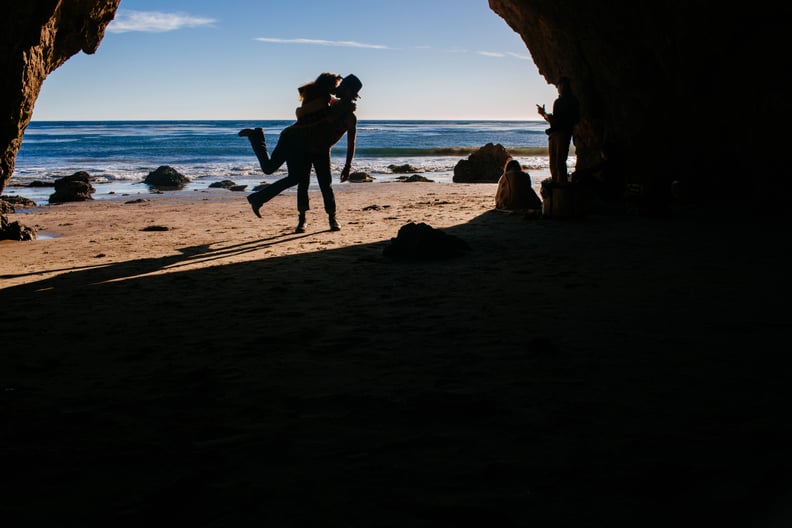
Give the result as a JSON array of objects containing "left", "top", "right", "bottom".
[{"left": 538, "top": 76, "right": 580, "bottom": 184}]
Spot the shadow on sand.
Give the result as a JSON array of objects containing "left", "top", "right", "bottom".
[{"left": 1, "top": 209, "right": 790, "bottom": 526}]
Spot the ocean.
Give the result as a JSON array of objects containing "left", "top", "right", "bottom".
[{"left": 7, "top": 120, "right": 562, "bottom": 205}]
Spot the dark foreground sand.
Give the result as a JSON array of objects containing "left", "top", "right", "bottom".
[{"left": 1, "top": 182, "right": 790, "bottom": 526}]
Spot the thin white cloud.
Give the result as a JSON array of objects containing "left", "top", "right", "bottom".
[
  {"left": 108, "top": 10, "right": 216, "bottom": 33},
  {"left": 477, "top": 50, "right": 532, "bottom": 60},
  {"left": 255, "top": 37, "right": 389, "bottom": 49},
  {"left": 442, "top": 48, "right": 529, "bottom": 60},
  {"left": 506, "top": 51, "right": 532, "bottom": 60}
]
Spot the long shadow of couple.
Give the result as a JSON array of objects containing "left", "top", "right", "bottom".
[{"left": 0, "top": 230, "right": 326, "bottom": 291}]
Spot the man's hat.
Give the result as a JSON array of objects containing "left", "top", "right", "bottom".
[{"left": 338, "top": 74, "right": 363, "bottom": 98}]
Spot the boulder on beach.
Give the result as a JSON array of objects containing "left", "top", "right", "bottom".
[
  {"left": 208, "top": 180, "right": 247, "bottom": 192},
  {"left": 48, "top": 171, "right": 96, "bottom": 203},
  {"left": 209, "top": 179, "right": 237, "bottom": 189},
  {"left": 388, "top": 163, "right": 418, "bottom": 174},
  {"left": 1, "top": 195, "right": 37, "bottom": 212},
  {"left": 8, "top": 196, "right": 39, "bottom": 207},
  {"left": 397, "top": 174, "right": 434, "bottom": 183},
  {"left": 1, "top": 213, "right": 37, "bottom": 241},
  {"left": 452, "top": 143, "right": 511, "bottom": 183},
  {"left": 144, "top": 165, "right": 190, "bottom": 189},
  {"left": 349, "top": 171, "right": 375, "bottom": 182},
  {"left": 383, "top": 222, "right": 469, "bottom": 260}
]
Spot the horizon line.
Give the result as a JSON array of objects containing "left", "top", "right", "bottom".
[{"left": 29, "top": 117, "right": 546, "bottom": 123}]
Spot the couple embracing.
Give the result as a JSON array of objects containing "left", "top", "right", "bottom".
[{"left": 239, "top": 73, "right": 362, "bottom": 232}]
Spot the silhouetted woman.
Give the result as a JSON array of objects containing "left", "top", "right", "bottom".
[{"left": 495, "top": 159, "right": 542, "bottom": 212}]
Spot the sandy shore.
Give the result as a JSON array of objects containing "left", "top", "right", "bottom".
[{"left": 1, "top": 182, "right": 790, "bottom": 526}]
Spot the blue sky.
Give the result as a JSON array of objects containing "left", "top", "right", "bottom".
[{"left": 32, "top": 0, "right": 557, "bottom": 121}]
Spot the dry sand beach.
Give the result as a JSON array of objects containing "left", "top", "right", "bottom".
[{"left": 1, "top": 182, "right": 790, "bottom": 526}]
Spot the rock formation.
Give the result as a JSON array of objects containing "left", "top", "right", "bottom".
[
  {"left": 488, "top": 0, "right": 790, "bottom": 210},
  {"left": 453, "top": 143, "right": 512, "bottom": 183},
  {"left": 1, "top": 0, "right": 120, "bottom": 194},
  {"left": 48, "top": 171, "right": 96, "bottom": 203},
  {"left": 0, "top": 213, "right": 37, "bottom": 241},
  {"left": 143, "top": 165, "right": 191, "bottom": 190},
  {"left": 383, "top": 222, "right": 470, "bottom": 260}
]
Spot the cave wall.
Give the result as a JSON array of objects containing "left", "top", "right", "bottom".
[
  {"left": 489, "top": 0, "right": 791, "bottom": 206},
  {"left": 0, "top": 0, "right": 120, "bottom": 194}
]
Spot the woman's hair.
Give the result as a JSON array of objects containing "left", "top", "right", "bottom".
[
  {"left": 505, "top": 159, "right": 522, "bottom": 172},
  {"left": 298, "top": 72, "right": 342, "bottom": 102}
]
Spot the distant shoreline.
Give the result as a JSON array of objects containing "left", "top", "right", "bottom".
[{"left": 28, "top": 118, "right": 550, "bottom": 124}]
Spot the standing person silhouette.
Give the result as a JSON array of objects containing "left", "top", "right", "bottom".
[
  {"left": 240, "top": 74, "right": 361, "bottom": 232},
  {"left": 537, "top": 76, "right": 580, "bottom": 184}
]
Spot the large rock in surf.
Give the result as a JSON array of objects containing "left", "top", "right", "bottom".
[
  {"left": 48, "top": 171, "right": 96, "bottom": 203},
  {"left": 452, "top": 143, "right": 511, "bottom": 183},
  {"left": 144, "top": 165, "right": 190, "bottom": 189}
]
